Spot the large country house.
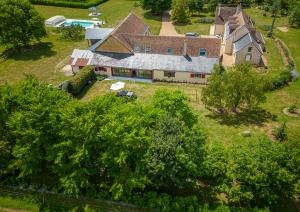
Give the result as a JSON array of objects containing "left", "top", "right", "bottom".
[
  {"left": 69, "top": 13, "right": 221, "bottom": 83},
  {"left": 212, "top": 5, "right": 265, "bottom": 65}
]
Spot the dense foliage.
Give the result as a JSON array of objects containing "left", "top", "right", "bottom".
[
  {"left": 30, "top": 0, "right": 107, "bottom": 9},
  {"left": 140, "top": 0, "right": 172, "bottom": 14},
  {"left": 57, "top": 25, "right": 85, "bottom": 41},
  {"left": 171, "top": 0, "right": 191, "bottom": 24},
  {"left": 0, "top": 0, "right": 46, "bottom": 48},
  {"left": 68, "top": 66, "right": 95, "bottom": 96},
  {"left": 0, "top": 76, "right": 299, "bottom": 211},
  {"left": 289, "top": 3, "right": 300, "bottom": 27},
  {"left": 202, "top": 64, "right": 270, "bottom": 112},
  {"left": 270, "top": 70, "right": 293, "bottom": 90}
]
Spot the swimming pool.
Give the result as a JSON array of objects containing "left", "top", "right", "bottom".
[{"left": 62, "top": 20, "right": 95, "bottom": 28}]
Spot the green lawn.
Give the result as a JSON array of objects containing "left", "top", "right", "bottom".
[
  {"left": 81, "top": 80, "right": 268, "bottom": 144},
  {"left": 0, "top": 196, "right": 39, "bottom": 212},
  {"left": 175, "top": 10, "right": 214, "bottom": 35},
  {"left": 245, "top": 7, "right": 300, "bottom": 142}
]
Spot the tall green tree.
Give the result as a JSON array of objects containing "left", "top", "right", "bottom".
[
  {"left": 202, "top": 63, "right": 270, "bottom": 112},
  {"left": 144, "top": 113, "right": 206, "bottom": 190},
  {"left": 6, "top": 76, "right": 71, "bottom": 180},
  {"left": 289, "top": 4, "right": 300, "bottom": 27},
  {"left": 140, "top": 0, "right": 172, "bottom": 14},
  {"left": 0, "top": 0, "right": 46, "bottom": 48},
  {"left": 187, "top": 0, "right": 204, "bottom": 15},
  {"left": 201, "top": 65, "right": 226, "bottom": 111},
  {"left": 171, "top": 0, "right": 191, "bottom": 24},
  {"left": 152, "top": 90, "right": 197, "bottom": 127},
  {"left": 268, "top": 0, "right": 281, "bottom": 37}
]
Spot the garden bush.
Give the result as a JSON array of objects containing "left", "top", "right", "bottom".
[
  {"left": 68, "top": 66, "right": 95, "bottom": 96},
  {"left": 30, "top": 0, "right": 107, "bottom": 9},
  {"left": 56, "top": 25, "right": 84, "bottom": 41},
  {"left": 270, "top": 70, "right": 293, "bottom": 90},
  {"left": 273, "top": 122, "right": 288, "bottom": 142}
]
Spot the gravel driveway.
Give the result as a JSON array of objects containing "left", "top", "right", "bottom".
[{"left": 159, "top": 11, "right": 183, "bottom": 36}]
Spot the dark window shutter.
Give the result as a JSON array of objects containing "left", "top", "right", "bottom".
[
  {"left": 201, "top": 74, "right": 205, "bottom": 78},
  {"left": 191, "top": 74, "right": 195, "bottom": 78}
]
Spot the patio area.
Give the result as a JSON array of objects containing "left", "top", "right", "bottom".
[{"left": 105, "top": 76, "right": 152, "bottom": 83}]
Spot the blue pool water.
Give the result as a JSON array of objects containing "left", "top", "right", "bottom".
[{"left": 62, "top": 21, "right": 94, "bottom": 28}]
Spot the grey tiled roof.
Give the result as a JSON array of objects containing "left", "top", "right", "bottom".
[
  {"left": 88, "top": 51, "right": 219, "bottom": 73},
  {"left": 85, "top": 28, "right": 114, "bottom": 40},
  {"left": 233, "top": 33, "right": 263, "bottom": 54}
]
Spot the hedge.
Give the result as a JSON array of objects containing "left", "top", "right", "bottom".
[
  {"left": 270, "top": 70, "right": 293, "bottom": 90},
  {"left": 30, "top": 0, "right": 107, "bottom": 9},
  {"left": 68, "top": 66, "right": 95, "bottom": 96}
]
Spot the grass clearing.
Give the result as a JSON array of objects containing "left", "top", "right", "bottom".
[
  {"left": 175, "top": 10, "right": 214, "bottom": 35},
  {"left": 245, "top": 7, "right": 300, "bottom": 142},
  {"left": 81, "top": 80, "right": 269, "bottom": 145},
  {"left": 0, "top": 196, "right": 39, "bottom": 212}
]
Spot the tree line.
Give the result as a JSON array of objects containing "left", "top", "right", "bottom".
[
  {"left": 141, "top": 0, "right": 300, "bottom": 26},
  {"left": 0, "top": 76, "right": 299, "bottom": 211}
]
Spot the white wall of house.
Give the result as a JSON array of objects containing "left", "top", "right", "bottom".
[
  {"left": 233, "top": 43, "right": 262, "bottom": 65},
  {"left": 153, "top": 70, "right": 208, "bottom": 84}
]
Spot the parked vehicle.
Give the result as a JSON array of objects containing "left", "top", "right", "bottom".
[
  {"left": 117, "top": 90, "right": 136, "bottom": 98},
  {"left": 185, "top": 32, "right": 199, "bottom": 37}
]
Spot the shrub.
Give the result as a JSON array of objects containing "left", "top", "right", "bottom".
[
  {"left": 288, "top": 101, "right": 297, "bottom": 113},
  {"left": 270, "top": 70, "right": 292, "bottom": 90},
  {"left": 57, "top": 25, "right": 84, "bottom": 41},
  {"left": 68, "top": 66, "right": 95, "bottom": 96},
  {"left": 273, "top": 121, "right": 288, "bottom": 142}
]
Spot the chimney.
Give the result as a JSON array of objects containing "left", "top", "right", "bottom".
[{"left": 183, "top": 39, "right": 187, "bottom": 56}]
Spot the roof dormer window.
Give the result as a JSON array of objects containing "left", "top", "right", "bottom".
[
  {"left": 134, "top": 45, "right": 140, "bottom": 52},
  {"left": 199, "top": 48, "right": 207, "bottom": 57}
]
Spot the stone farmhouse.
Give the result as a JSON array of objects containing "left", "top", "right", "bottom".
[
  {"left": 69, "top": 6, "right": 264, "bottom": 83},
  {"left": 69, "top": 13, "right": 221, "bottom": 83},
  {"left": 212, "top": 5, "right": 265, "bottom": 65}
]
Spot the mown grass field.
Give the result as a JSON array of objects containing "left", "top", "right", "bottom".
[{"left": 174, "top": 9, "right": 214, "bottom": 35}]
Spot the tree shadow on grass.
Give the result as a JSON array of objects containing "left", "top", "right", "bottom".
[
  {"left": 0, "top": 42, "right": 56, "bottom": 62},
  {"left": 206, "top": 108, "right": 277, "bottom": 126},
  {"left": 77, "top": 80, "right": 97, "bottom": 100}
]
